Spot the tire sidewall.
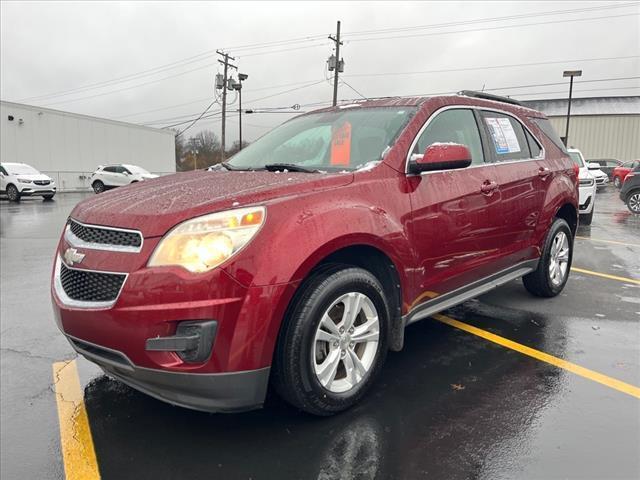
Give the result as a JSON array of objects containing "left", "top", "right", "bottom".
[
  {"left": 541, "top": 218, "right": 573, "bottom": 295},
  {"left": 294, "top": 270, "right": 389, "bottom": 410}
]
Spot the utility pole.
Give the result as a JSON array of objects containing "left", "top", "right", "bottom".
[
  {"left": 562, "top": 69, "right": 582, "bottom": 146},
  {"left": 216, "top": 50, "right": 237, "bottom": 161},
  {"left": 328, "top": 21, "right": 344, "bottom": 107}
]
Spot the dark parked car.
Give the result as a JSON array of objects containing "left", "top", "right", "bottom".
[
  {"left": 619, "top": 165, "right": 640, "bottom": 213},
  {"left": 587, "top": 158, "right": 621, "bottom": 181},
  {"left": 51, "top": 92, "right": 578, "bottom": 416}
]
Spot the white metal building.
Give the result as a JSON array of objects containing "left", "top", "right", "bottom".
[
  {"left": 0, "top": 100, "right": 176, "bottom": 191},
  {"left": 523, "top": 96, "right": 640, "bottom": 161}
]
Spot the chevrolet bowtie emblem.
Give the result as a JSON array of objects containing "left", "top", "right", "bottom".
[{"left": 63, "top": 247, "right": 85, "bottom": 267}]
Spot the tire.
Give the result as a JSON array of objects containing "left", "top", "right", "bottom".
[
  {"left": 6, "top": 184, "right": 20, "bottom": 202},
  {"left": 42, "top": 194, "right": 55, "bottom": 201},
  {"left": 580, "top": 208, "right": 593, "bottom": 226},
  {"left": 626, "top": 191, "right": 640, "bottom": 214},
  {"left": 92, "top": 180, "right": 105, "bottom": 194},
  {"left": 523, "top": 217, "right": 573, "bottom": 298},
  {"left": 272, "top": 266, "right": 389, "bottom": 416},
  {"left": 614, "top": 176, "right": 621, "bottom": 189}
]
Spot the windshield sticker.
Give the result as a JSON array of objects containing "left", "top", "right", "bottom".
[
  {"left": 330, "top": 121, "right": 352, "bottom": 166},
  {"left": 485, "top": 117, "right": 521, "bottom": 154}
]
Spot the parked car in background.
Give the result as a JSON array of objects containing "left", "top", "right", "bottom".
[
  {"left": 90, "top": 164, "right": 158, "bottom": 193},
  {"left": 52, "top": 92, "right": 579, "bottom": 416},
  {"left": 612, "top": 160, "right": 640, "bottom": 188},
  {"left": 568, "top": 149, "right": 596, "bottom": 225},
  {"left": 585, "top": 162, "right": 608, "bottom": 189},
  {"left": 619, "top": 165, "right": 640, "bottom": 214},
  {"left": 0, "top": 162, "right": 56, "bottom": 202},
  {"left": 587, "top": 158, "right": 621, "bottom": 181}
]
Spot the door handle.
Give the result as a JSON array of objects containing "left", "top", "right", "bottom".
[
  {"left": 481, "top": 180, "right": 498, "bottom": 194},
  {"left": 538, "top": 167, "right": 551, "bottom": 178}
]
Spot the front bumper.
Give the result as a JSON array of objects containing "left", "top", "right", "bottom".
[
  {"left": 19, "top": 185, "right": 56, "bottom": 196},
  {"left": 67, "top": 334, "right": 270, "bottom": 412}
]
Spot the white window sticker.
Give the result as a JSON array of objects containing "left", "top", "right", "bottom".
[{"left": 485, "top": 117, "right": 521, "bottom": 154}]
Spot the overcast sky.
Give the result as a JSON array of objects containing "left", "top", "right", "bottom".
[{"left": 1, "top": 1, "right": 639, "bottom": 142}]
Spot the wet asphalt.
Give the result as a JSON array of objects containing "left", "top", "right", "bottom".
[{"left": 1, "top": 188, "right": 638, "bottom": 480}]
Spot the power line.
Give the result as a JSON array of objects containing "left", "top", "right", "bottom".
[
  {"left": 344, "top": 55, "right": 639, "bottom": 79},
  {"left": 13, "top": 2, "right": 637, "bottom": 104},
  {"left": 341, "top": 2, "right": 639, "bottom": 38},
  {"left": 340, "top": 79, "right": 368, "bottom": 100},
  {"left": 175, "top": 100, "right": 217, "bottom": 137},
  {"left": 345, "top": 12, "right": 640, "bottom": 44}
]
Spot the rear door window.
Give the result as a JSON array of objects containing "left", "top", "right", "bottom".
[
  {"left": 413, "top": 109, "right": 485, "bottom": 166},
  {"left": 480, "top": 111, "right": 530, "bottom": 161}
]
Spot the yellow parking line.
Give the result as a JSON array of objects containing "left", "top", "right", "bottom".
[
  {"left": 571, "top": 267, "right": 640, "bottom": 285},
  {"left": 433, "top": 314, "right": 640, "bottom": 399},
  {"left": 575, "top": 236, "right": 640, "bottom": 248},
  {"left": 52, "top": 360, "right": 100, "bottom": 480}
]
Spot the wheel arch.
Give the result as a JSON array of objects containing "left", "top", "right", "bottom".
[
  {"left": 555, "top": 202, "right": 578, "bottom": 235},
  {"left": 281, "top": 240, "right": 407, "bottom": 354}
]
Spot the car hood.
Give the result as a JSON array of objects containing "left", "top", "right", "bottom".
[
  {"left": 590, "top": 169, "right": 607, "bottom": 178},
  {"left": 70, "top": 169, "right": 353, "bottom": 237},
  {"left": 12, "top": 173, "right": 52, "bottom": 181}
]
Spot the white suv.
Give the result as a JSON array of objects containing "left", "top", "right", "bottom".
[
  {"left": 0, "top": 162, "right": 56, "bottom": 202},
  {"left": 568, "top": 149, "right": 596, "bottom": 225},
  {"left": 90, "top": 164, "right": 158, "bottom": 194}
]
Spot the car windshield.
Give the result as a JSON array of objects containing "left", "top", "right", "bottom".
[
  {"left": 4, "top": 164, "right": 40, "bottom": 175},
  {"left": 125, "top": 165, "right": 150, "bottom": 174},
  {"left": 227, "top": 107, "right": 417, "bottom": 171},
  {"left": 568, "top": 152, "right": 584, "bottom": 167}
]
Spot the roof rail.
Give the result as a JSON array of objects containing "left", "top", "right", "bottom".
[{"left": 458, "top": 90, "right": 524, "bottom": 107}]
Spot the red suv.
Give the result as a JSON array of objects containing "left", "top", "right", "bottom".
[{"left": 52, "top": 92, "right": 578, "bottom": 415}]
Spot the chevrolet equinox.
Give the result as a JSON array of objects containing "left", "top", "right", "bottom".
[{"left": 52, "top": 92, "right": 579, "bottom": 415}]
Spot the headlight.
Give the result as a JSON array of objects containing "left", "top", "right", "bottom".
[
  {"left": 148, "top": 206, "right": 265, "bottom": 273},
  {"left": 579, "top": 178, "right": 594, "bottom": 186},
  {"left": 17, "top": 178, "right": 32, "bottom": 184}
]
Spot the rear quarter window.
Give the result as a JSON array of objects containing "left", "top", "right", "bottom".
[{"left": 531, "top": 117, "right": 568, "bottom": 154}]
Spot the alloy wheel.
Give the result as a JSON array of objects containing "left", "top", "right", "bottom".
[
  {"left": 312, "top": 292, "right": 380, "bottom": 393},
  {"left": 548, "top": 231, "right": 570, "bottom": 286}
]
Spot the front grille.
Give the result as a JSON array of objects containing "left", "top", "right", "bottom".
[
  {"left": 59, "top": 262, "right": 126, "bottom": 302},
  {"left": 34, "top": 180, "right": 50, "bottom": 185},
  {"left": 69, "top": 219, "right": 142, "bottom": 248}
]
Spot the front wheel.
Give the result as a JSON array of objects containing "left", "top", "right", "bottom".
[
  {"left": 627, "top": 191, "right": 640, "bottom": 214},
  {"left": 6, "top": 184, "right": 20, "bottom": 202},
  {"left": 43, "top": 194, "right": 55, "bottom": 201},
  {"left": 272, "top": 266, "right": 389, "bottom": 416},
  {"left": 523, "top": 217, "right": 573, "bottom": 297}
]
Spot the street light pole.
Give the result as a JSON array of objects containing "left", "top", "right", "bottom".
[
  {"left": 236, "top": 73, "right": 248, "bottom": 151},
  {"left": 562, "top": 69, "right": 582, "bottom": 146}
]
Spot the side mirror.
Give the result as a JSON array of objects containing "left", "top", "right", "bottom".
[
  {"left": 409, "top": 143, "right": 472, "bottom": 174},
  {"left": 588, "top": 162, "right": 601, "bottom": 170}
]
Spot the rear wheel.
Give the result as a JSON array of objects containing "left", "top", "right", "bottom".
[
  {"left": 614, "top": 176, "right": 622, "bottom": 188},
  {"left": 626, "top": 191, "right": 640, "bottom": 214},
  {"left": 6, "top": 184, "right": 20, "bottom": 202},
  {"left": 92, "top": 180, "right": 105, "bottom": 194},
  {"left": 273, "top": 266, "right": 389, "bottom": 416},
  {"left": 523, "top": 217, "right": 573, "bottom": 297}
]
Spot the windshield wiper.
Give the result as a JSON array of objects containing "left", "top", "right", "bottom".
[{"left": 263, "top": 163, "right": 319, "bottom": 173}]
